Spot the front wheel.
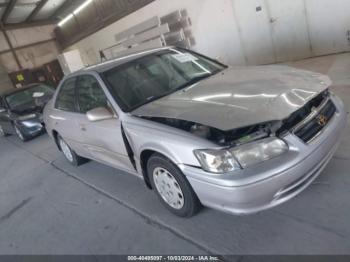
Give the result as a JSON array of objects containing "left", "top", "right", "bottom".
[{"left": 147, "top": 153, "right": 202, "bottom": 217}]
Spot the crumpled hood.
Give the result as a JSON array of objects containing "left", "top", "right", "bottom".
[{"left": 132, "top": 65, "right": 331, "bottom": 131}]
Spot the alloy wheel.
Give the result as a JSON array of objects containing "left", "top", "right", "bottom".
[{"left": 153, "top": 167, "right": 185, "bottom": 209}]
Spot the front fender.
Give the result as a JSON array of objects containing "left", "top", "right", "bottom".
[{"left": 122, "top": 118, "right": 216, "bottom": 167}]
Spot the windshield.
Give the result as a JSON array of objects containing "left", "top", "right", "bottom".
[
  {"left": 102, "top": 48, "right": 226, "bottom": 112},
  {"left": 6, "top": 84, "right": 54, "bottom": 110}
]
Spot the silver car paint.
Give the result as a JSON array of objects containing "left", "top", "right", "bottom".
[
  {"left": 184, "top": 95, "right": 346, "bottom": 214},
  {"left": 132, "top": 66, "right": 331, "bottom": 130},
  {"left": 44, "top": 47, "right": 347, "bottom": 215}
]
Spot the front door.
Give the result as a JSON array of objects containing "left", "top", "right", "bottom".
[{"left": 75, "top": 75, "right": 135, "bottom": 173}]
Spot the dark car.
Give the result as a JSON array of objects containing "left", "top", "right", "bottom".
[{"left": 0, "top": 83, "right": 55, "bottom": 141}]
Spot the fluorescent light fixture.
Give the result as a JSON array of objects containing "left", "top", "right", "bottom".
[
  {"left": 73, "top": 0, "right": 93, "bottom": 15},
  {"left": 57, "top": 0, "right": 93, "bottom": 27},
  {"left": 58, "top": 13, "right": 74, "bottom": 27}
]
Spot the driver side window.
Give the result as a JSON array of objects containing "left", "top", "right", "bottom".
[{"left": 76, "top": 75, "right": 108, "bottom": 114}]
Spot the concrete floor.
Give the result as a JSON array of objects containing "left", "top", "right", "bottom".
[{"left": 1, "top": 53, "right": 350, "bottom": 255}]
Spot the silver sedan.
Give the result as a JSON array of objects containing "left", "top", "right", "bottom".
[{"left": 44, "top": 47, "right": 347, "bottom": 217}]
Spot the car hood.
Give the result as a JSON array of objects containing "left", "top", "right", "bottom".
[{"left": 132, "top": 65, "right": 331, "bottom": 131}]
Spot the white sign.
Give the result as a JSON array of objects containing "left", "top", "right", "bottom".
[
  {"left": 33, "top": 92, "right": 44, "bottom": 98},
  {"left": 172, "top": 53, "right": 198, "bottom": 63}
]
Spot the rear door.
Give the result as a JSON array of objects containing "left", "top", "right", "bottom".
[
  {"left": 52, "top": 77, "right": 89, "bottom": 157},
  {"left": 75, "top": 74, "right": 134, "bottom": 173}
]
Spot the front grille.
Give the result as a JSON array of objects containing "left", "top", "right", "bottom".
[
  {"left": 278, "top": 91, "right": 328, "bottom": 134},
  {"left": 294, "top": 100, "right": 336, "bottom": 142},
  {"left": 277, "top": 90, "right": 336, "bottom": 143}
]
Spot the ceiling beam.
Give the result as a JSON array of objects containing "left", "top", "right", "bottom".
[
  {"left": 1, "top": 0, "right": 18, "bottom": 24},
  {"left": 3, "top": 19, "right": 55, "bottom": 30},
  {"left": 26, "top": 0, "right": 48, "bottom": 22}
]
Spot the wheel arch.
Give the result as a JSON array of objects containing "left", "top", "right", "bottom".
[
  {"left": 139, "top": 147, "right": 180, "bottom": 190},
  {"left": 51, "top": 129, "right": 61, "bottom": 151}
]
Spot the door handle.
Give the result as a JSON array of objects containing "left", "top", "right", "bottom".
[{"left": 79, "top": 124, "right": 86, "bottom": 131}]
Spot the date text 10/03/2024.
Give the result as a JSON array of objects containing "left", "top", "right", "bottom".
[{"left": 127, "top": 256, "right": 220, "bottom": 261}]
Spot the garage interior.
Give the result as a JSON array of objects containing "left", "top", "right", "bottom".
[{"left": 0, "top": 0, "right": 350, "bottom": 256}]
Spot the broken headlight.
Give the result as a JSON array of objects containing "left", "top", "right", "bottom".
[
  {"left": 194, "top": 149, "right": 241, "bottom": 173},
  {"left": 194, "top": 138, "right": 288, "bottom": 173},
  {"left": 230, "top": 137, "right": 288, "bottom": 168}
]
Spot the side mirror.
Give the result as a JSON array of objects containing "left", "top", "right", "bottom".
[{"left": 86, "top": 107, "right": 115, "bottom": 122}]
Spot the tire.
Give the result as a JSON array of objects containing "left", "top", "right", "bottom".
[
  {"left": 147, "top": 153, "right": 202, "bottom": 217},
  {"left": 14, "top": 124, "right": 30, "bottom": 142},
  {"left": 57, "top": 135, "right": 86, "bottom": 166}
]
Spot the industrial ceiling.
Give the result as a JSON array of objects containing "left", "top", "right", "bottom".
[{"left": 0, "top": 0, "right": 85, "bottom": 29}]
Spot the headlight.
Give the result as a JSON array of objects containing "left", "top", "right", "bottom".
[
  {"left": 194, "top": 138, "right": 288, "bottom": 173},
  {"left": 18, "top": 114, "right": 36, "bottom": 121},
  {"left": 230, "top": 138, "right": 288, "bottom": 168},
  {"left": 194, "top": 149, "right": 241, "bottom": 173}
]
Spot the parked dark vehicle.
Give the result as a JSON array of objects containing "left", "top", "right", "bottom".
[{"left": 0, "top": 83, "right": 55, "bottom": 141}]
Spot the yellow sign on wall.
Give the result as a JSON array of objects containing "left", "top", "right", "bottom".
[{"left": 16, "top": 74, "right": 24, "bottom": 81}]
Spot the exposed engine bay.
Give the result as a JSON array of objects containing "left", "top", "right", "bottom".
[{"left": 140, "top": 116, "right": 282, "bottom": 147}]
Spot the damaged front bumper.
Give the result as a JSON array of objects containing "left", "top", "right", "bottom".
[{"left": 179, "top": 95, "right": 347, "bottom": 215}]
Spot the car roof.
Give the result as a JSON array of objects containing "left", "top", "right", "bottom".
[
  {"left": 70, "top": 46, "right": 175, "bottom": 76},
  {"left": 0, "top": 83, "right": 42, "bottom": 97}
]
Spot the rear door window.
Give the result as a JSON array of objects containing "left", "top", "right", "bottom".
[{"left": 55, "top": 78, "right": 77, "bottom": 112}]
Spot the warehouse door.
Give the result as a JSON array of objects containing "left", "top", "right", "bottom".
[
  {"left": 266, "top": 0, "right": 312, "bottom": 62},
  {"left": 232, "top": 0, "right": 312, "bottom": 64},
  {"left": 233, "top": 0, "right": 275, "bottom": 65}
]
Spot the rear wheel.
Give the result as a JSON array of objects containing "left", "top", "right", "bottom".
[
  {"left": 147, "top": 153, "right": 201, "bottom": 217},
  {"left": 57, "top": 135, "right": 86, "bottom": 166}
]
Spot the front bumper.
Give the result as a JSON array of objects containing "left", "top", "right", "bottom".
[
  {"left": 180, "top": 95, "right": 347, "bottom": 215},
  {"left": 16, "top": 116, "right": 45, "bottom": 137}
]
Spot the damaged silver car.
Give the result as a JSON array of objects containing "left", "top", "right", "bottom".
[{"left": 44, "top": 47, "right": 347, "bottom": 217}]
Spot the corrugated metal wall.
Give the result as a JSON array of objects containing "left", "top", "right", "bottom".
[
  {"left": 0, "top": 63, "right": 13, "bottom": 91},
  {"left": 0, "top": 25, "right": 59, "bottom": 72}
]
